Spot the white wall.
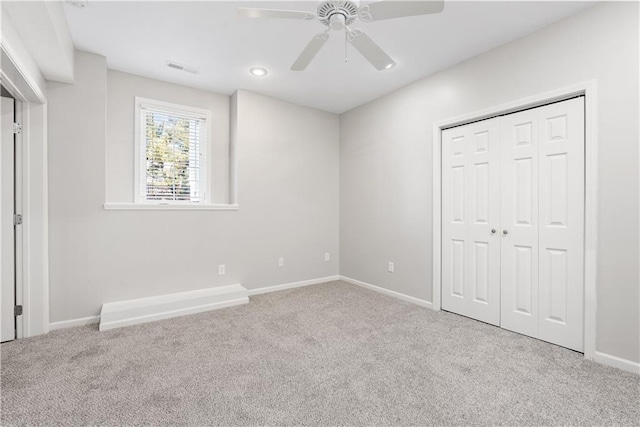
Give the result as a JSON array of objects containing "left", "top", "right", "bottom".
[
  {"left": 47, "top": 51, "right": 339, "bottom": 323},
  {"left": 47, "top": 52, "right": 107, "bottom": 324},
  {"left": 339, "top": 2, "right": 639, "bottom": 363},
  {"left": 233, "top": 90, "right": 339, "bottom": 288}
]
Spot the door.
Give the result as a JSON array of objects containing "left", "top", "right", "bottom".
[
  {"left": 500, "top": 108, "right": 540, "bottom": 338},
  {"left": 442, "top": 118, "right": 502, "bottom": 326},
  {"left": 1, "top": 96, "right": 15, "bottom": 342},
  {"left": 536, "top": 98, "right": 584, "bottom": 351},
  {"left": 500, "top": 97, "right": 585, "bottom": 351},
  {"left": 441, "top": 97, "right": 585, "bottom": 352}
]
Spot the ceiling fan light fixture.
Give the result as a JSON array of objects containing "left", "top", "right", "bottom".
[
  {"left": 249, "top": 67, "right": 268, "bottom": 77},
  {"left": 329, "top": 14, "right": 346, "bottom": 31}
]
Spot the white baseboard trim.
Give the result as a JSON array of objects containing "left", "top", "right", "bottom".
[
  {"left": 99, "top": 284, "right": 249, "bottom": 331},
  {"left": 339, "top": 275, "right": 434, "bottom": 309},
  {"left": 593, "top": 351, "right": 640, "bottom": 375},
  {"left": 248, "top": 275, "right": 340, "bottom": 296},
  {"left": 49, "top": 315, "right": 100, "bottom": 331}
]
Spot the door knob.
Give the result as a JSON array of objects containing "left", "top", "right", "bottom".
[
  {"left": 491, "top": 229, "right": 496, "bottom": 234},
  {"left": 503, "top": 230, "right": 509, "bottom": 235}
]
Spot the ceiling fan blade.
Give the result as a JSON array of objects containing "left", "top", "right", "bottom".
[
  {"left": 237, "top": 8, "right": 316, "bottom": 20},
  {"left": 347, "top": 29, "right": 395, "bottom": 71},
  {"left": 359, "top": 0, "right": 444, "bottom": 22},
  {"left": 291, "top": 32, "right": 330, "bottom": 71}
]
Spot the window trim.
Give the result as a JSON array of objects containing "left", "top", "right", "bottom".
[
  {"left": 103, "top": 202, "right": 239, "bottom": 211},
  {"left": 134, "top": 97, "right": 212, "bottom": 205}
]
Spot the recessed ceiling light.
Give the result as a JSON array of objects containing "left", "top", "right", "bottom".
[
  {"left": 249, "top": 67, "right": 268, "bottom": 77},
  {"left": 384, "top": 62, "right": 396, "bottom": 70},
  {"left": 65, "top": 0, "right": 88, "bottom": 8}
]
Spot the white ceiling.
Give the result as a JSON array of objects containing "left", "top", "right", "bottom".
[{"left": 64, "top": 1, "right": 594, "bottom": 113}]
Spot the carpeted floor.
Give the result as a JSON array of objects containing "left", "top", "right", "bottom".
[{"left": 1, "top": 281, "right": 639, "bottom": 426}]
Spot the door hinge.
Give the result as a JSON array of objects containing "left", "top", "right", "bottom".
[
  {"left": 13, "top": 214, "right": 22, "bottom": 226},
  {"left": 12, "top": 123, "right": 22, "bottom": 134},
  {"left": 14, "top": 305, "right": 22, "bottom": 316}
]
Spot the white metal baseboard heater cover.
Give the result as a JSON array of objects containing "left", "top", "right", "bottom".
[{"left": 99, "top": 284, "right": 248, "bottom": 331}]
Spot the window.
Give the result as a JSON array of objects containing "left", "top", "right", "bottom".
[{"left": 135, "top": 97, "right": 210, "bottom": 204}]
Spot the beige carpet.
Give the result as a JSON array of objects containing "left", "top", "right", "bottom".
[{"left": 1, "top": 281, "right": 639, "bottom": 425}]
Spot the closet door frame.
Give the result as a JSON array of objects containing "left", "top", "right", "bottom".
[{"left": 431, "top": 80, "right": 598, "bottom": 361}]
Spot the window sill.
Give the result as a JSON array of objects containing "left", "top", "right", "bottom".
[{"left": 103, "top": 203, "right": 239, "bottom": 211}]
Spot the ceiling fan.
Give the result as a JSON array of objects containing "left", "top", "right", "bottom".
[{"left": 238, "top": 0, "right": 444, "bottom": 71}]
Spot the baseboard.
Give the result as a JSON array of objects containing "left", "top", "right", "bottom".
[
  {"left": 593, "top": 351, "right": 640, "bottom": 375},
  {"left": 50, "top": 279, "right": 337, "bottom": 332},
  {"left": 339, "top": 275, "right": 434, "bottom": 309},
  {"left": 99, "top": 284, "right": 249, "bottom": 331},
  {"left": 248, "top": 275, "right": 340, "bottom": 296},
  {"left": 49, "top": 315, "right": 100, "bottom": 331}
]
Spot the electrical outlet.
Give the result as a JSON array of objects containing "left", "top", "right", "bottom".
[
  {"left": 388, "top": 262, "right": 394, "bottom": 273},
  {"left": 279, "top": 257, "right": 284, "bottom": 267},
  {"left": 325, "top": 253, "right": 330, "bottom": 262},
  {"left": 218, "top": 264, "right": 225, "bottom": 275}
]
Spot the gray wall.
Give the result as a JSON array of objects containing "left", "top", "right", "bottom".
[
  {"left": 47, "top": 52, "right": 339, "bottom": 322},
  {"left": 339, "top": 2, "right": 639, "bottom": 362}
]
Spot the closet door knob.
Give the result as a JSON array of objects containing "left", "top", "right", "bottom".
[
  {"left": 491, "top": 229, "right": 496, "bottom": 234},
  {"left": 503, "top": 230, "right": 509, "bottom": 235}
]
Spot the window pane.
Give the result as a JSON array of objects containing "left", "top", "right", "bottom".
[{"left": 143, "top": 110, "right": 203, "bottom": 202}]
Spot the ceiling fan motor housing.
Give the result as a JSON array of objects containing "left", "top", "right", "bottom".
[{"left": 317, "top": 1, "right": 358, "bottom": 28}]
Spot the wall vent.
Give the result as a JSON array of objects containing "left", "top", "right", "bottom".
[{"left": 166, "top": 61, "right": 200, "bottom": 75}]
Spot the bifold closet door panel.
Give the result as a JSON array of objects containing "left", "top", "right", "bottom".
[
  {"left": 442, "top": 118, "right": 501, "bottom": 326},
  {"left": 500, "top": 97, "right": 585, "bottom": 351},
  {"left": 500, "top": 108, "right": 540, "bottom": 338},
  {"left": 537, "top": 97, "right": 584, "bottom": 352}
]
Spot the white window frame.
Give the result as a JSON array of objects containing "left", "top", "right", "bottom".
[{"left": 134, "top": 97, "right": 211, "bottom": 205}]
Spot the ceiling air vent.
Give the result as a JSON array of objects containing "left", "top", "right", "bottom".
[
  {"left": 166, "top": 61, "right": 200, "bottom": 75},
  {"left": 65, "top": 0, "right": 88, "bottom": 9}
]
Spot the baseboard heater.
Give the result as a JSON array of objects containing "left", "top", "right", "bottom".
[{"left": 99, "top": 284, "right": 249, "bottom": 331}]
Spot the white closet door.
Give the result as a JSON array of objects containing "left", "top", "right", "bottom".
[
  {"left": 500, "top": 98, "right": 585, "bottom": 351},
  {"left": 537, "top": 97, "right": 584, "bottom": 351},
  {"left": 500, "top": 108, "right": 540, "bottom": 338},
  {"left": 442, "top": 118, "right": 501, "bottom": 326}
]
